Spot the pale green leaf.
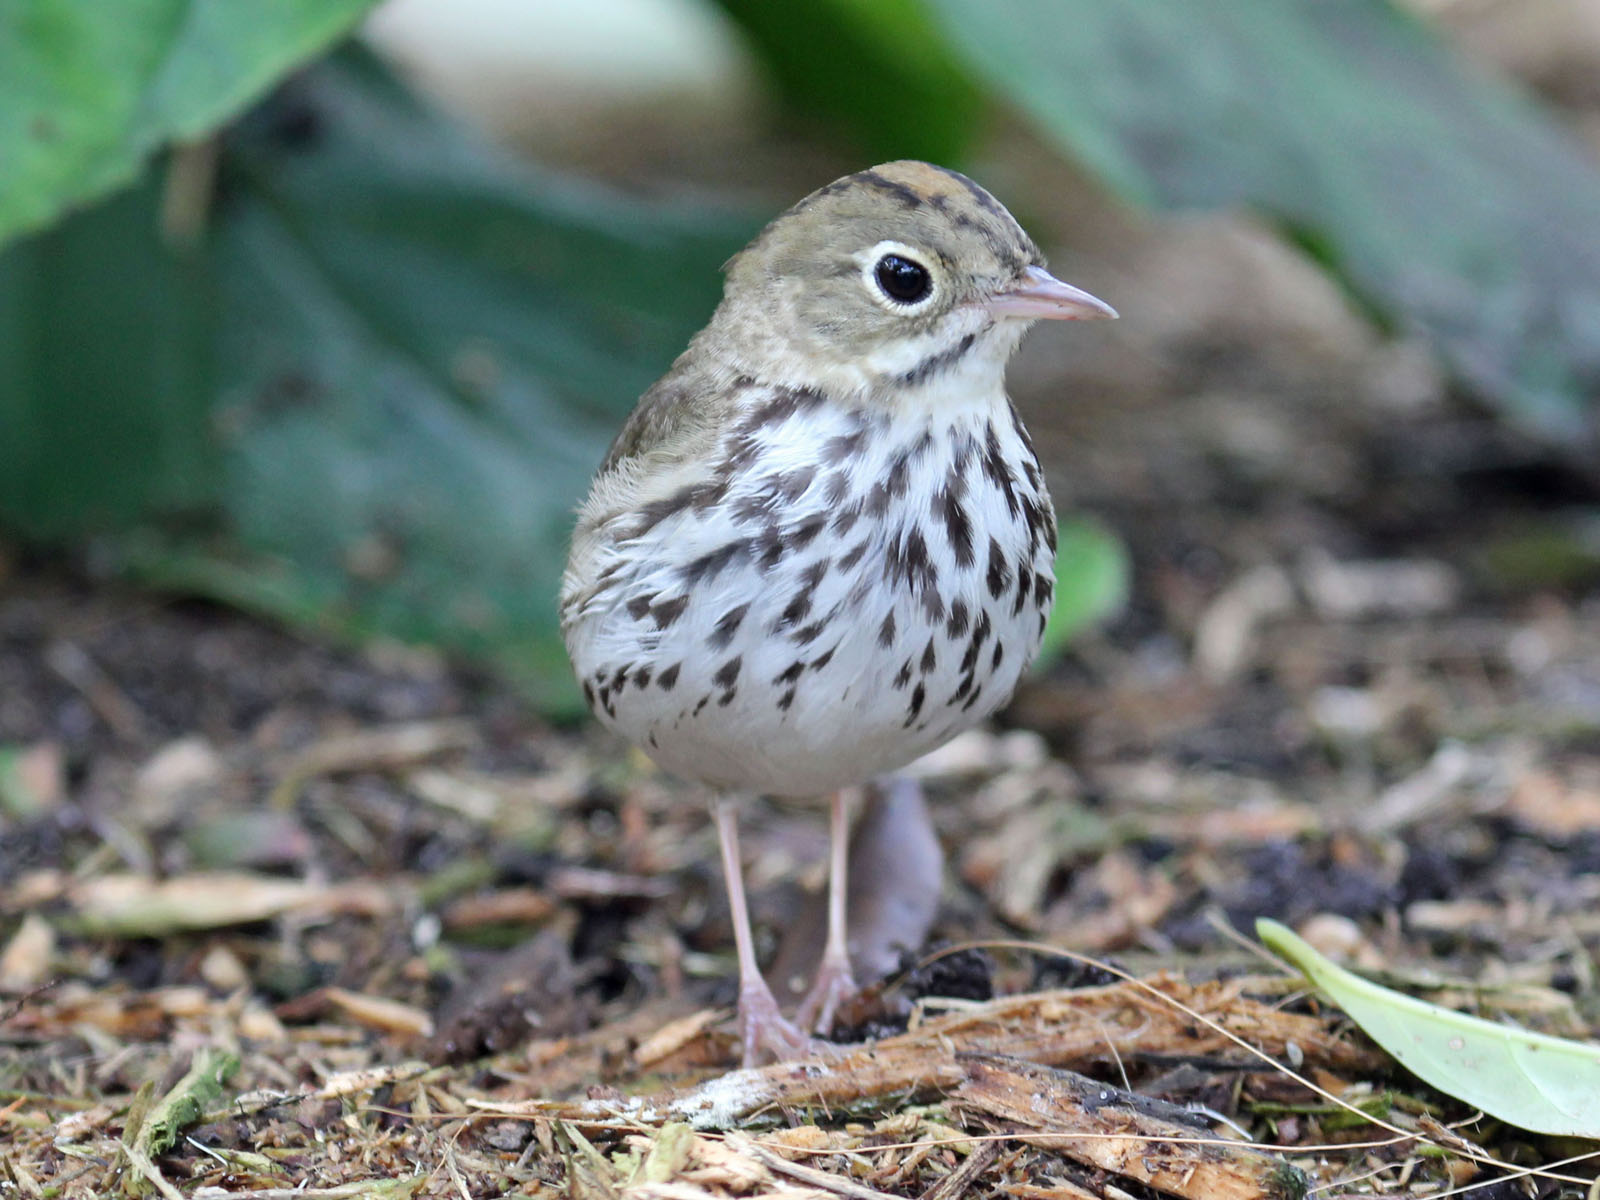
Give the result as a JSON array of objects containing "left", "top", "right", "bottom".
[
  {"left": 0, "top": 0, "right": 380, "bottom": 246},
  {"left": 1258, "top": 918, "right": 1600, "bottom": 1137}
]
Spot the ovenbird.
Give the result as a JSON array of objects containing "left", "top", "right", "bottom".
[{"left": 561, "top": 161, "right": 1116, "bottom": 1063}]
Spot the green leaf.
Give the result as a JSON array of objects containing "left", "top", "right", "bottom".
[
  {"left": 0, "top": 181, "right": 219, "bottom": 536},
  {"left": 1032, "top": 518, "right": 1128, "bottom": 670},
  {"left": 0, "top": 50, "right": 756, "bottom": 712},
  {"left": 712, "top": 0, "right": 982, "bottom": 163},
  {"left": 1258, "top": 918, "right": 1600, "bottom": 1137},
  {"left": 925, "top": 0, "right": 1600, "bottom": 455},
  {"left": 0, "top": 0, "right": 380, "bottom": 247},
  {"left": 136, "top": 1047, "right": 239, "bottom": 1157}
]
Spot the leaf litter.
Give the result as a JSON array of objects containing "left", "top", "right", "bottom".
[{"left": 2, "top": 578, "right": 1596, "bottom": 1200}]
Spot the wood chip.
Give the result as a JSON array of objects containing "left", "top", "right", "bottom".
[
  {"left": 956, "top": 1055, "right": 1302, "bottom": 1200},
  {"left": 634, "top": 1009, "right": 722, "bottom": 1069},
  {"left": 67, "top": 872, "right": 399, "bottom": 935},
  {"left": 440, "top": 886, "right": 560, "bottom": 930},
  {"left": 324, "top": 988, "right": 434, "bottom": 1037},
  {"left": 0, "top": 912, "right": 55, "bottom": 992}
]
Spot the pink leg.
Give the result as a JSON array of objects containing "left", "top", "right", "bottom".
[
  {"left": 714, "top": 798, "right": 811, "bottom": 1065},
  {"left": 794, "top": 789, "right": 860, "bottom": 1034}
]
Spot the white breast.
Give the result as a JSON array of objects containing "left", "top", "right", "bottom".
[{"left": 563, "top": 390, "right": 1056, "bottom": 796}]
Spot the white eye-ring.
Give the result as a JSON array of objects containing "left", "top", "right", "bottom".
[{"left": 860, "top": 240, "right": 937, "bottom": 309}]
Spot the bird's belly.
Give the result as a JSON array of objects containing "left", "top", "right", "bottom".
[{"left": 564, "top": 403, "right": 1056, "bottom": 797}]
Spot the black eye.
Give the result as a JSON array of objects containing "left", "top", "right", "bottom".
[{"left": 874, "top": 253, "right": 932, "bottom": 304}]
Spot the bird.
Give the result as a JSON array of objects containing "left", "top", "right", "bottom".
[{"left": 560, "top": 161, "right": 1116, "bottom": 1065}]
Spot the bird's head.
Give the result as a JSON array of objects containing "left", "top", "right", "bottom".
[{"left": 711, "top": 160, "right": 1116, "bottom": 404}]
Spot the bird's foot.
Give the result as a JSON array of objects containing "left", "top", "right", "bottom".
[
  {"left": 737, "top": 978, "right": 814, "bottom": 1066},
  {"left": 794, "top": 953, "right": 859, "bottom": 1035}
]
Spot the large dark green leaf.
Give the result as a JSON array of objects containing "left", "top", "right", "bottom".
[
  {"left": 0, "top": 0, "right": 379, "bottom": 246},
  {"left": 712, "top": 0, "right": 982, "bottom": 164},
  {"left": 0, "top": 51, "right": 755, "bottom": 710},
  {"left": 0, "top": 182, "right": 219, "bottom": 535},
  {"left": 926, "top": 0, "right": 1600, "bottom": 456}
]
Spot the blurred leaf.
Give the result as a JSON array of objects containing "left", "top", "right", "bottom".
[
  {"left": 713, "top": 0, "right": 982, "bottom": 163},
  {"left": 926, "top": 0, "right": 1600, "bottom": 457},
  {"left": 0, "top": 181, "right": 219, "bottom": 535},
  {"left": 1475, "top": 511, "right": 1600, "bottom": 591},
  {"left": 0, "top": 742, "right": 65, "bottom": 820},
  {"left": 1032, "top": 518, "right": 1129, "bottom": 670},
  {"left": 0, "top": 50, "right": 756, "bottom": 711},
  {"left": 1259, "top": 918, "right": 1600, "bottom": 1137},
  {"left": 0, "top": 0, "right": 380, "bottom": 247}
]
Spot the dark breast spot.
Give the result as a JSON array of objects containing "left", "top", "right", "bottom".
[
  {"left": 777, "top": 590, "right": 813, "bottom": 629},
  {"left": 630, "top": 479, "right": 728, "bottom": 537},
  {"left": 986, "top": 538, "right": 1011, "bottom": 599},
  {"left": 946, "top": 600, "right": 970, "bottom": 638},
  {"left": 709, "top": 603, "right": 749, "bottom": 649},
  {"left": 903, "top": 682, "right": 927, "bottom": 726},
  {"left": 791, "top": 516, "right": 825, "bottom": 549},
  {"left": 823, "top": 430, "right": 865, "bottom": 463},
  {"left": 982, "top": 421, "right": 1020, "bottom": 517},
  {"left": 735, "top": 385, "right": 826, "bottom": 435},
  {"left": 937, "top": 487, "right": 974, "bottom": 569},
  {"left": 757, "top": 526, "right": 786, "bottom": 570},
  {"left": 792, "top": 619, "right": 828, "bottom": 646},
  {"left": 682, "top": 542, "right": 747, "bottom": 586},
  {"left": 651, "top": 594, "right": 689, "bottom": 628},
  {"left": 772, "top": 464, "right": 816, "bottom": 502},
  {"left": 1014, "top": 565, "right": 1032, "bottom": 615}
]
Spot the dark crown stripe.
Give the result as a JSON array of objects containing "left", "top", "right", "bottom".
[{"left": 853, "top": 169, "right": 925, "bottom": 209}]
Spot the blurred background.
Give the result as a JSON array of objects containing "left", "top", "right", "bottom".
[
  {"left": 3, "top": 0, "right": 1600, "bottom": 1008},
  {"left": 4, "top": 0, "right": 1598, "bottom": 714}
]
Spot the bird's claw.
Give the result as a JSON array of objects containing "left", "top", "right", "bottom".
[
  {"left": 794, "top": 956, "right": 858, "bottom": 1035},
  {"left": 738, "top": 980, "right": 814, "bottom": 1066}
]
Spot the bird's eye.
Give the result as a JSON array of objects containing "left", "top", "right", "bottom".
[{"left": 874, "top": 253, "right": 932, "bottom": 304}]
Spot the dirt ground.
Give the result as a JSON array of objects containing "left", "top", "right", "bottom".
[{"left": 7, "top": 8, "right": 1600, "bottom": 1191}]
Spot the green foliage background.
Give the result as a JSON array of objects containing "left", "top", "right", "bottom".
[{"left": 1, "top": 0, "right": 1597, "bottom": 710}]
